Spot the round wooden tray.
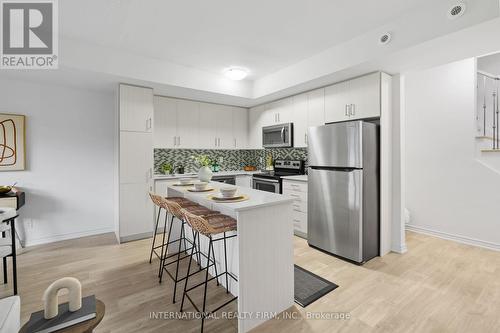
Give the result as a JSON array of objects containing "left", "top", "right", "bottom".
[
  {"left": 20, "top": 299, "right": 105, "bottom": 333},
  {"left": 207, "top": 194, "right": 249, "bottom": 203}
]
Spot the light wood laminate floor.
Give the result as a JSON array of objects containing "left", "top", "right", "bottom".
[{"left": 1, "top": 231, "right": 499, "bottom": 333}]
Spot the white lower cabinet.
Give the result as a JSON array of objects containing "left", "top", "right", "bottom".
[
  {"left": 119, "top": 183, "right": 153, "bottom": 240},
  {"left": 282, "top": 179, "right": 308, "bottom": 238},
  {"left": 235, "top": 174, "right": 252, "bottom": 188}
]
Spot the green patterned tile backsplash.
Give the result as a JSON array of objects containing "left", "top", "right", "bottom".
[{"left": 154, "top": 148, "right": 308, "bottom": 174}]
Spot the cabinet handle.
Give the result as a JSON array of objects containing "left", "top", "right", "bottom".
[
  {"left": 218, "top": 138, "right": 221, "bottom": 147},
  {"left": 304, "top": 133, "right": 307, "bottom": 144},
  {"left": 215, "top": 137, "right": 217, "bottom": 147},
  {"left": 350, "top": 104, "right": 355, "bottom": 116},
  {"left": 173, "top": 136, "right": 176, "bottom": 146},
  {"left": 149, "top": 168, "right": 153, "bottom": 179},
  {"left": 278, "top": 113, "right": 280, "bottom": 122},
  {"left": 345, "top": 104, "right": 349, "bottom": 116},
  {"left": 177, "top": 136, "right": 181, "bottom": 146}
]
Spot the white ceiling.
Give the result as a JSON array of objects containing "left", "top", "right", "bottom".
[
  {"left": 4, "top": 0, "right": 500, "bottom": 107},
  {"left": 60, "top": 0, "right": 436, "bottom": 80}
]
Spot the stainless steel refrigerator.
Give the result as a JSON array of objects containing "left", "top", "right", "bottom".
[{"left": 307, "top": 121, "right": 379, "bottom": 263}]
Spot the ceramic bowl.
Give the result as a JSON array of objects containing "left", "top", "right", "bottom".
[
  {"left": 179, "top": 177, "right": 193, "bottom": 185},
  {"left": 194, "top": 182, "right": 208, "bottom": 191},
  {"left": 220, "top": 187, "right": 237, "bottom": 198}
]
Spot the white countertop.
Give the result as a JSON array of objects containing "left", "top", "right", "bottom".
[
  {"left": 281, "top": 175, "right": 308, "bottom": 182},
  {"left": 165, "top": 180, "right": 294, "bottom": 212},
  {"left": 154, "top": 170, "right": 260, "bottom": 180}
]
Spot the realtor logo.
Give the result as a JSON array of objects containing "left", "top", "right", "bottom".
[{"left": 1, "top": 0, "right": 58, "bottom": 69}]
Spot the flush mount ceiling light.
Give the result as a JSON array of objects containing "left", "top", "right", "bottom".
[
  {"left": 448, "top": 2, "right": 466, "bottom": 19},
  {"left": 223, "top": 67, "right": 249, "bottom": 80}
]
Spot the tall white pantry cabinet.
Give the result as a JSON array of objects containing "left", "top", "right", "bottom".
[{"left": 118, "top": 84, "right": 154, "bottom": 242}]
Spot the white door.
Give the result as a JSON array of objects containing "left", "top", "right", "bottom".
[
  {"left": 119, "top": 85, "right": 153, "bottom": 133},
  {"left": 217, "top": 105, "right": 234, "bottom": 149},
  {"left": 153, "top": 96, "right": 177, "bottom": 148},
  {"left": 293, "top": 93, "right": 308, "bottom": 148},
  {"left": 120, "top": 131, "right": 153, "bottom": 184},
  {"left": 325, "top": 80, "right": 350, "bottom": 123},
  {"left": 349, "top": 72, "right": 381, "bottom": 120},
  {"left": 176, "top": 99, "right": 200, "bottom": 148},
  {"left": 308, "top": 88, "right": 325, "bottom": 127},
  {"left": 233, "top": 107, "right": 248, "bottom": 149},
  {"left": 198, "top": 102, "right": 218, "bottom": 149}
]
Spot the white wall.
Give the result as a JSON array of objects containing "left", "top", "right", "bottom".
[
  {"left": 405, "top": 58, "right": 500, "bottom": 250},
  {"left": 0, "top": 78, "right": 115, "bottom": 246}
]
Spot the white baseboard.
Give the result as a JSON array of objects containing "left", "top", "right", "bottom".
[
  {"left": 406, "top": 224, "right": 500, "bottom": 252},
  {"left": 24, "top": 227, "right": 116, "bottom": 247},
  {"left": 391, "top": 243, "right": 407, "bottom": 254}
]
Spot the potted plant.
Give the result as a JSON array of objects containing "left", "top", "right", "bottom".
[
  {"left": 160, "top": 162, "right": 173, "bottom": 175},
  {"left": 192, "top": 155, "right": 213, "bottom": 182}
]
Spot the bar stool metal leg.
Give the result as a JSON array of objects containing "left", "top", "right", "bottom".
[
  {"left": 159, "top": 214, "right": 174, "bottom": 282},
  {"left": 200, "top": 236, "right": 213, "bottom": 333},
  {"left": 223, "top": 232, "right": 229, "bottom": 293},
  {"left": 172, "top": 221, "right": 185, "bottom": 303},
  {"left": 149, "top": 206, "right": 162, "bottom": 264},
  {"left": 180, "top": 231, "right": 198, "bottom": 312}
]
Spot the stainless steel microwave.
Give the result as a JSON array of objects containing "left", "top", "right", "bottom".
[{"left": 262, "top": 123, "right": 293, "bottom": 148}]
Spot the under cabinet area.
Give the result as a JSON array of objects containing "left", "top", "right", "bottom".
[
  {"left": 154, "top": 96, "right": 249, "bottom": 149},
  {"left": 282, "top": 179, "right": 308, "bottom": 238}
]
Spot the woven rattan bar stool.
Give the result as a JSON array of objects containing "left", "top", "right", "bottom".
[
  {"left": 158, "top": 197, "right": 220, "bottom": 303},
  {"left": 180, "top": 210, "right": 238, "bottom": 333},
  {"left": 148, "top": 193, "right": 197, "bottom": 271}
]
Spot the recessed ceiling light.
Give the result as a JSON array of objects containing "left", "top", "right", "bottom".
[
  {"left": 223, "top": 67, "right": 249, "bottom": 80},
  {"left": 448, "top": 2, "right": 466, "bottom": 19},
  {"left": 379, "top": 32, "right": 392, "bottom": 45}
]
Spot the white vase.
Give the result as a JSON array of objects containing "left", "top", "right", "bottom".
[{"left": 198, "top": 166, "right": 213, "bottom": 182}]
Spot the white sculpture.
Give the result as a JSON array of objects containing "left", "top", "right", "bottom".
[{"left": 43, "top": 277, "right": 82, "bottom": 319}]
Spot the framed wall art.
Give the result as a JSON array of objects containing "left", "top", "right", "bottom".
[{"left": 0, "top": 113, "right": 26, "bottom": 171}]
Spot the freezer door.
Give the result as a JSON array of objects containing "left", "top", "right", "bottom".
[
  {"left": 308, "top": 168, "right": 363, "bottom": 262},
  {"left": 308, "top": 121, "right": 362, "bottom": 168}
]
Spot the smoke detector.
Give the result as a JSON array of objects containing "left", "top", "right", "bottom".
[
  {"left": 448, "top": 2, "right": 466, "bottom": 19},
  {"left": 378, "top": 32, "right": 392, "bottom": 45}
]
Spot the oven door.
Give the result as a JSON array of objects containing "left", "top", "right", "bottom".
[
  {"left": 252, "top": 177, "right": 281, "bottom": 193},
  {"left": 262, "top": 123, "right": 293, "bottom": 148}
]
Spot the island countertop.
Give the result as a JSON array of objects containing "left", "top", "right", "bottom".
[
  {"left": 165, "top": 179, "right": 294, "bottom": 213},
  {"left": 162, "top": 178, "right": 295, "bottom": 332}
]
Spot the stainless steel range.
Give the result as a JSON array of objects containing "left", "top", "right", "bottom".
[{"left": 252, "top": 159, "right": 305, "bottom": 194}]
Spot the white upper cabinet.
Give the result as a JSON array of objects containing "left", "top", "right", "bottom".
[
  {"left": 153, "top": 96, "right": 177, "bottom": 148},
  {"left": 348, "top": 72, "right": 380, "bottom": 120},
  {"left": 217, "top": 105, "right": 234, "bottom": 149},
  {"left": 293, "top": 93, "right": 308, "bottom": 148},
  {"left": 198, "top": 102, "right": 218, "bottom": 149},
  {"left": 307, "top": 88, "right": 325, "bottom": 127},
  {"left": 232, "top": 107, "right": 248, "bottom": 149},
  {"left": 176, "top": 99, "right": 200, "bottom": 148},
  {"left": 325, "top": 80, "right": 350, "bottom": 123},
  {"left": 325, "top": 72, "right": 381, "bottom": 123},
  {"left": 248, "top": 104, "right": 267, "bottom": 149},
  {"left": 120, "top": 84, "right": 153, "bottom": 132},
  {"left": 155, "top": 96, "right": 248, "bottom": 150}
]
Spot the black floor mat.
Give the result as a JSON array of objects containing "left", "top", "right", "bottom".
[{"left": 294, "top": 265, "right": 338, "bottom": 307}]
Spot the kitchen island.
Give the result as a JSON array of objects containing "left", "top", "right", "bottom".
[{"left": 164, "top": 180, "right": 294, "bottom": 333}]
